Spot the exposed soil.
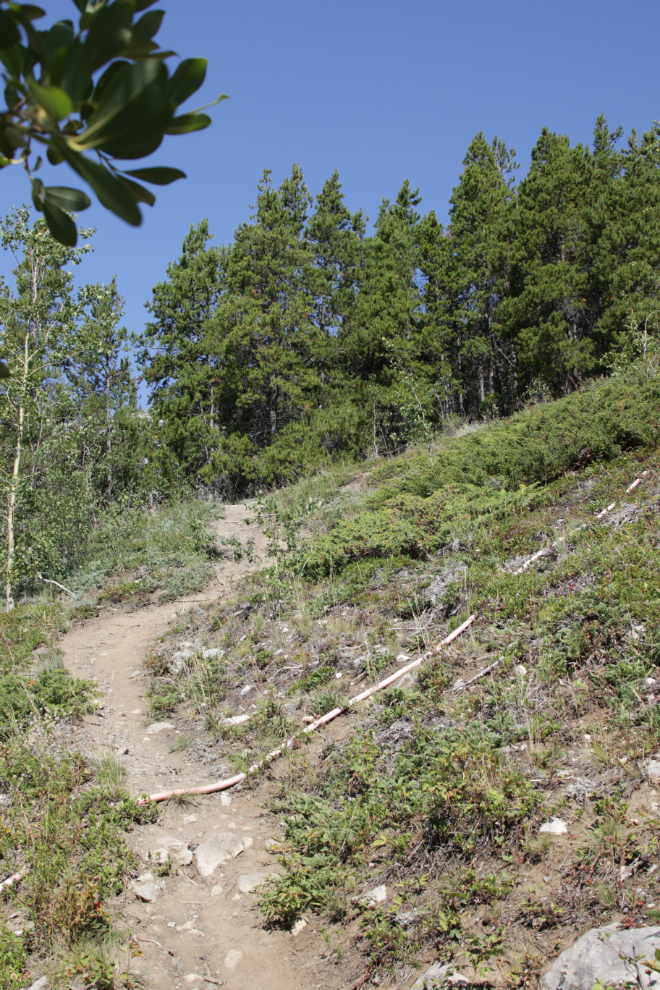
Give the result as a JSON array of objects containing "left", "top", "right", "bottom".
[{"left": 58, "top": 504, "right": 349, "bottom": 990}]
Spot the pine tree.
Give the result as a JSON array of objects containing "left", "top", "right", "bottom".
[{"left": 139, "top": 219, "right": 227, "bottom": 473}]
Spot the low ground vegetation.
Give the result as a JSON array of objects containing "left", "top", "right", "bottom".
[{"left": 1, "top": 367, "right": 660, "bottom": 986}]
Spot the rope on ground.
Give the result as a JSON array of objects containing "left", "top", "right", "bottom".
[{"left": 139, "top": 614, "right": 476, "bottom": 805}]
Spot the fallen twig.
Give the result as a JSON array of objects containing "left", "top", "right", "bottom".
[
  {"left": 37, "top": 572, "right": 74, "bottom": 596},
  {"left": 0, "top": 869, "right": 27, "bottom": 891},
  {"left": 443, "top": 657, "right": 501, "bottom": 695},
  {"left": 139, "top": 614, "right": 476, "bottom": 804}
]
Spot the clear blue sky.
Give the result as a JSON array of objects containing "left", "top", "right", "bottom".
[{"left": 2, "top": 0, "right": 658, "bottom": 397}]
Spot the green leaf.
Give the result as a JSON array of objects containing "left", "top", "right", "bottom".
[
  {"left": 76, "top": 59, "right": 167, "bottom": 151},
  {"left": 84, "top": 1, "right": 133, "bottom": 69},
  {"left": 59, "top": 39, "right": 93, "bottom": 101},
  {"left": 124, "top": 166, "right": 185, "bottom": 184},
  {"left": 0, "top": 360, "right": 9, "bottom": 379},
  {"left": 31, "top": 176, "right": 46, "bottom": 209},
  {"left": 45, "top": 186, "right": 91, "bottom": 211},
  {"left": 132, "top": 9, "right": 164, "bottom": 40},
  {"left": 164, "top": 112, "right": 211, "bottom": 135},
  {"left": 166, "top": 57, "right": 206, "bottom": 107},
  {"left": 119, "top": 174, "right": 155, "bottom": 207},
  {"left": 28, "top": 80, "right": 73, "bottom": 121},
  {"left": 16, "top": 5, "right": 46, "bottom": 20},
  {"left": 52, "top": 138, "right": 142, "bottom": 225},
  {"left": 0, "top": 10, "right": 21, "bottom": 47},
  {"left": 133, "top": 0, "right": 159, "bottom": 10},
  {"left": 42, "top": 200, "right": 77, "bottom": 246}
]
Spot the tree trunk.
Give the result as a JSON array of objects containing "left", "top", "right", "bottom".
[{"left": 5, "top": 334, "right": 28, "bottom": 612}]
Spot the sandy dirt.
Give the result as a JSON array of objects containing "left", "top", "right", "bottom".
[{"left": 58, "top": 504, "right": 351, "bottom": 990}]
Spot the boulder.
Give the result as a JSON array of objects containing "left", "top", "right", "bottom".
[
  {"left": 195, "top": 832, "right": 243, "bottom": 877},
  {"left": 542, "top": 924, "right": 660, "bottom": 990}
]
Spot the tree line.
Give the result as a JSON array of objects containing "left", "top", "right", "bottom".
[
  {"left": 2, "top": 115, "right": 660, "bottom": 606},
  {"left": 140, "top": 115, "right": 660, "bottom": 491}
]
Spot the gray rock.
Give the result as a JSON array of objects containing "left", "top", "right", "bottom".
[
  {"left": 542, "top": 924, "right": 660, "bottom": 990},
  {"left": 144, "top": 835, "right": 192, "bottom": 868},
  {"left": 195, "top": 831, "right": 244, "bottom": 877},
  {"left": 410, "top": 962, "right": 466, "bottom": 988},
  {"left": 539, "top": 817, "right": 568, "bottom": 835},
  {"left": 131, "top": 872, "right": 164, "bottom": 902},
  {"left": 145, "top": 721, "right": 174, "bottom": 734},
  {"left": 359, "top": 884, "right": 387, "bottom": 906},
  {"left": 237, "top": 871, "right": 277, "bottom": 893},
  {"left": 202, "top": 648, "right": 223, "bottom": 659},
  {"left": 648, "top": 760, "right": 660, "bottom": 780},
  {"left": 565, "top": 777, "right": 598, "bottom": 800},
  {"left": 26, "top": 978, "right": 50, "bottom": 990}
]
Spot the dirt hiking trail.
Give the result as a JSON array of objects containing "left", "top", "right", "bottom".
[{"left": 58, "top": 504, "right": 348, "bottom": 990}]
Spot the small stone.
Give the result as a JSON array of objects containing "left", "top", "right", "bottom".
[
  {"left": 539, "top": 817, "right": 568, "bottom": 835},
  {"left": 302, "top": 715, "right": 315, "bottom": 723},
  {"left": 647, "top": 677, "right": 657, "bottom": 686},
  {"left": 145, "top": 835, "right": 193, "bottom": 867},
  {"left": 211, "top": 884, "right": 223, "bottom": 896},
  {"left": 145, "top": 722, "right": 174, "bottom": 734},
  {"left": 242, "top": 836, "right": 253, "bottom": 849},
  {"left": 195, "top": 832, "right": 244, "bottom": 877},
  {"left": 222, "top": 713, "right": 252, "bottom": 726},
  {"left": 224, "top": 949, "right": 242, "bottom": 970},
  {"left": 361, "top": 884, "right": 387, "bottom": 906},
  {"left": 452, "top": 678, "right": 466, "bottom": 690},
  {"left": 648, "top": 760, "right": 660, "bottom": 780},
  {"left": 202, "top": 648, "right": 223, "bottom": 659},
  {"left": 396, "top": 653, "right": 411, "bottom": 663},
  {"left": 183, "top": 814, "right": 198, "bottom": 823},
  {"left": 240, "top": 684, "right": 254, "bottom": 696},
  {"left": 132, "top": 872, "right": 164, "bottom": 902},
  {"left": 115, "top": 745, "right": 129, "bottom": 756},
  {"left": 514, "top": 664, "right": 527, "bottom": 677},
  {"left": 220, "top": 792, "right": 232, "bottom": 806},
  {"left": 26, "top": 978, "right": 50, "bottom": 990},
  {"left": 237, "top": 871, "right": 276, "bottom": 893},
  {"left": 264, "top": 838, "right": 283, "bottom": 852},
  {"left": 291, "top": 918, "right": 307, "bottom": 936},
  {"left": 335, "top": 671, "right": 343, "bottom": 679}
]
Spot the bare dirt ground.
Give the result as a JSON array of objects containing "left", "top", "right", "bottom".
[{"left": 58, "top": 504, "right": 350, "bottom": 990}]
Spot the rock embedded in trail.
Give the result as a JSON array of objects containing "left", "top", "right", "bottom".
[
  {"left": 143, "top": 834, "right": 193, "bottom": 867},
  {"left": 195, "top": 831, "right": 244, "bottom": 877},
  {"left": 131, "top": 871, "right": 164, "bottom": 902},
  {"left": 224, "top": 949, "right": 243, "bottom": 970},
  {"left": 237, "top": 871, "right": 278, "bottom": 893},
  {"left": 541, "top": 924, "right": 660, "bottom": 990},
  {"left": 145, "top": 721, "right": 174, "bottom": 734}
]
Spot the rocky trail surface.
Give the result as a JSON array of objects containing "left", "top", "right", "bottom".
[{"left": 58, "top": 505, "right": 346, "bottom": 990}]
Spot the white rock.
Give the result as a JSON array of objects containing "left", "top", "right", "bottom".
[
  {"left": 195, "top": 831, "right": 244, "bottom": 877},
  {"left": 648, "top": 760, "right": 660, "bottom": 779},
  {"left": 515, "top": 664, "right": 527, "bottom": 677},
  {"left": 396, "top": 653, "right": 411, "bottom": 663},
  {"left": 211, "top": 884, "right": 223, "bottom": 896},
  {"left": 647, "top": 677, "right": 657, "bottom": 686},
  {"left": 145, "top": 722, "right": 174, "bottom": 734},
  {"left": 203, "top": 648, "right": 223, "bottom": 659},
  {"left": 452, "top": 678, "right": 466, "bottom": 691},
  {"left": 335, "top": 671, "right": 343, "bottom": 679},
  {"left": 362, "top": 884, "right": 387, "bottom": 906},
  {"left": 242, "top": 835, "right": 253, "bottom": 849},
  {"left": 222, "top": 713, "right": 252, "bottom": 726},
  {"left": 264, "top": 837, "right": 283, "bottom": 852},
  {"left": 541, "top": 924, "right": 660, "bottom": 990},
  {"left": 240, "top": 684, "right": 255, "bottom": 696},
  {"left": 131, "top": 872, "right": 164, "bottom": 902},
  {"left": 224, "top": 949, "right": 243, "bottom": 969},
  {"left": 181, "top": 641, "right": 194, "bottom": 649},
  {"left": 26, "top": 978, "right": 50, "bottom": 990},
  {"left": 291, "top": 918, "right": 307, "bottom": 936},
  {"left": 220, "top": 792, "right": 232, "bottom": 806},
  {"left": 162, "top": 836, "right": 193, "bottom": 866},
  {"left": 237, "top": 871, "right": 276, "bottom": 893},
  {"left": 539, "top": 817, "right": 568, "bottom": 835},
  {"left": 410, "top": 964, "right": 466, "bottom": 989},
  {"left": 183, "top": 814, "right": 198, "bottom": 823}
]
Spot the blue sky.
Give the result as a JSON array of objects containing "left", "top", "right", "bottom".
[{"left": 1, "top": 0, "right": 659, "bottom": 397}]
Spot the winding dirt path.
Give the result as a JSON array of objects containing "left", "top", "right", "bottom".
[{"left": 58, "top": 505, "right": 345, "bottom": 990}]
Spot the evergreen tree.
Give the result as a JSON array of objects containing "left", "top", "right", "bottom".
[{"left": 139, "top": 220, "right": 227, "bottom": 473}]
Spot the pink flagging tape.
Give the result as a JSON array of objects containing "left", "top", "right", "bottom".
[{"left": 138, "top": 614, "right": 476, "bottom": 804}]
